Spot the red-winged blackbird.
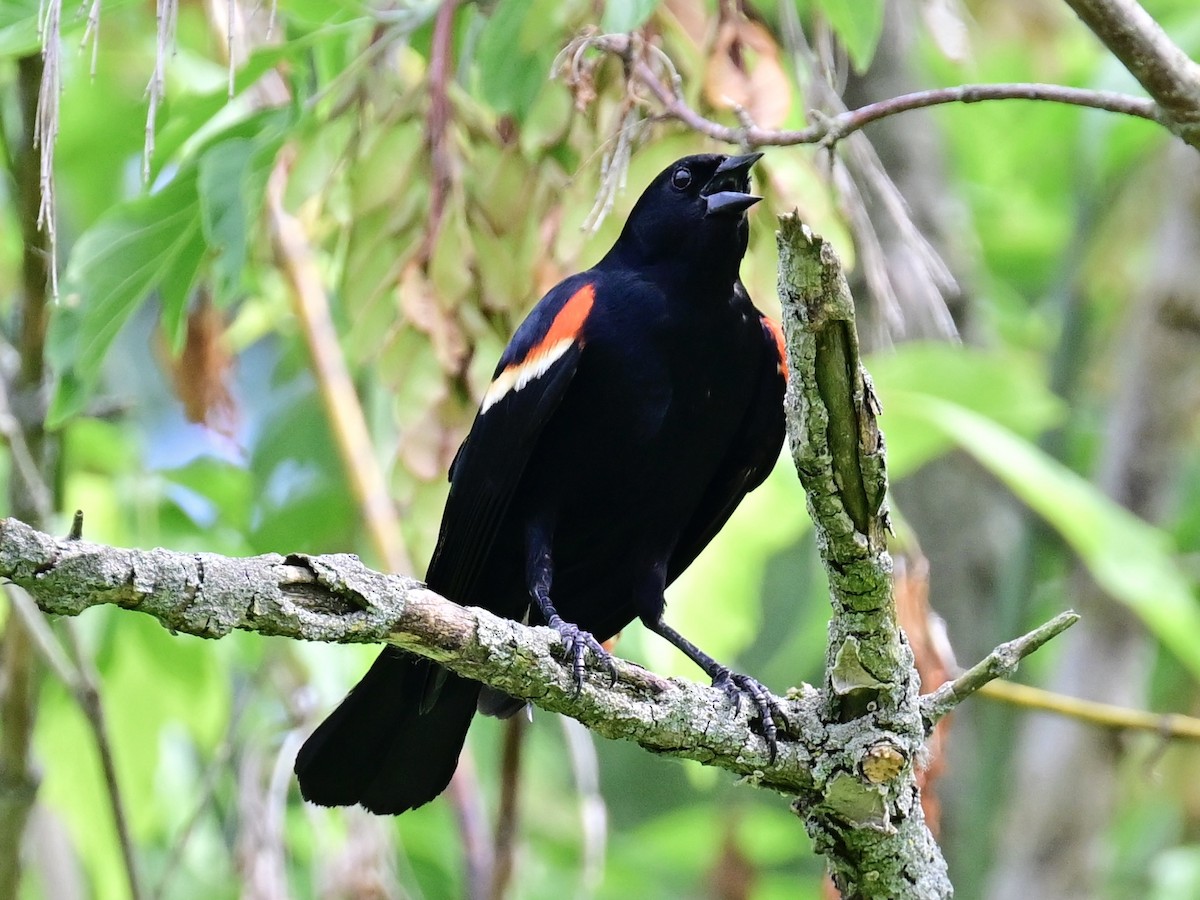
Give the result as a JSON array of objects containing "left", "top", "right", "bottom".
[{"left": 295, "top": 152, "right": 787, "bottom": 815}]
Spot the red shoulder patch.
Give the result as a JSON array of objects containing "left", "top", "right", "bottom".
[
  {"left": 532, "top": 283, "right": 595, "bottom": 359},
  {"left": 763, "top": 316, "right": 787, "bottom": 378},
  {"left": 481, "top": 283, "right": 596, "bottom": 413}
]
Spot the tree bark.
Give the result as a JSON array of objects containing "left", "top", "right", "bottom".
[{"left": 777, "top": 216, "right": 952, "bottom": 899}]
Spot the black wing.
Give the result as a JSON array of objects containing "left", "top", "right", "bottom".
[
  {"left": 666, "top": 314, "right": 787, "bottom": 583},
  {"left": 426, "top": 275, "right": 598, "bottom": 611}
]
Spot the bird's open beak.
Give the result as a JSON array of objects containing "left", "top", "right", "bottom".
[{"left": 702, "top": 152, "right": 763, "bottom": 218}]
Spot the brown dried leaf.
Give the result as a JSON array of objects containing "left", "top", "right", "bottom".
[
  {"left": 158, "top": 294, "right": 239, "bottom": 439},
  {"left": 664, "top": 0, "right": 711, "bottom": 48},
  {"left": 893, "top": 553, "right": 952, "bottom": 836},
  {"left": 395, "top": 405, "right": 453, "bottom": 482},
  {"left": 534, "top": 203, "right": 566, "bottom": 297},
  {"left": 711, "top": 816, "right": 757, "bottom": 900},
  {"left": 397, "top": 261, "right": 469, "bottom": 376},
  {"left": 703, "top": 15, "right": 792, "bottom": 130}
]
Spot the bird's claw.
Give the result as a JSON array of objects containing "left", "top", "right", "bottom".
[
  {"left": 548, "top": 616, "right": 618, "bottom": 693},
  {"left": 712, "top": 668, "right": 784, "bottom": 764}
]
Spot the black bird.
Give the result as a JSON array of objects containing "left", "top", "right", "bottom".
[{"left": 295, "top": 152, "right": 788, "bottom": 814}]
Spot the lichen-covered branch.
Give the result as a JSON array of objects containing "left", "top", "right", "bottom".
[
  {"left": 776, "top": 215, "right": 951, "bottom": 900},
  {"left": 0, "top": 516, "right": 819, "bottom": 795}
]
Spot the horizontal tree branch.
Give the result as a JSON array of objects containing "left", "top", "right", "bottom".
[{"left": 0, "top": 516, "right": 816, "bottom": 795}]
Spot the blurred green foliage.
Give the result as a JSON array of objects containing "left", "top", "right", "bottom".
[{"left": 1, "top": 0, "right": 1198, "bottom": 898}]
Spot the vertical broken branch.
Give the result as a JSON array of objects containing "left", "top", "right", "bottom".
[{"left": 776, "top": 215, "right": 951, "bottom": 899}]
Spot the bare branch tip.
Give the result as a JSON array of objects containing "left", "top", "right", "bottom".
[
  {"left": 67, "top": 510, "right": 84, "bottom": 541},
  {"left": 922, "top": 609, "right": 1081, "bottom": 726}
]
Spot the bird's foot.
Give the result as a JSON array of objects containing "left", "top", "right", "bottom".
[
  {"left": 548, "top": 615, "right": 618, "bottom": 692},
  {"left": 712, "top": 668, "right": 785, "bottom": 764}
]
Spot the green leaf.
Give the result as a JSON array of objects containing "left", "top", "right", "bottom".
[
  {"left": 197, "top": 127, "right": 283, "bottom": 307},
  {"left": 47, "top": 169, "right": 205, "bottom": 427},
  {"left": 48, "top": 108, "right": 293, "bottom": 427},
  {"left": 164, "top": 456, "right": 254, "bottom": 537},
  {"left": 811, "top": 0, "right": 886, "bottom": 72},
  {"left": 249, "top": 388, "right": 356, "bottom": 553},
  {"left": 151, "top": 41, "right": 309, "bottom": 177},
  {"left": 0, "top": 0, "right": 39, "bottom": 57},
  {"left": 868, "top": 342, "right": 1065, "bottom": 479},
  {"left": 198, "top": 139, "right": 256, "bottom": 305},
  {"left": 475, "top": 0, "right": 564, "bottom": 118},
  {"left": 601, "top": 0, "right": 660, "bottom": 32},
  {"left": 900, "top": 395, "right": 1200, "bottom": 681}
]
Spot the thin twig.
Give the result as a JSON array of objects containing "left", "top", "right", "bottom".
[
  {"left": 61, "top": 626, "right": 144, "bottom": 900},
  {"left": 226, "top": 0, "right": 235, "bottom": 98},
  {"left": 447, "top": 750, "right": 494, "bottom": 900},
  {"left": 921, "top": 611, "right": 1081, "bottom": 726},
  {"left": 5, "top": 587, "right": 77, "bottom": 690},
  {"left": 563, "top": 33, "right": 1165, "bottom": 150},
  {"left": 0, "top": 376, "right": 54, "bottom": 526},
  {"left": 581, "top": 102, "right": 642, "bottom": 234},
  {"left": 80, "top": 0, "right": 101, "bottom": 77},
  {"left": 978, "top": 679, "right": 1200, "bottom": 741},
  {"left": 421, "top": 0, "right": 459, "bottom": 262},
  {"left": 781, "top": 12, "right": 960, "bottom": 341},
  {"left": 34, "top": 0, "right": 61, "bottom": 298},
  {"left": 6, "top": 587, "right": 144, "bottom": 900},
  {"left": 827, "top": 83, "right": 1163, "bottom": 141},
  {"left": 151, "top": 699, "right": 245, "bottom": 900}
]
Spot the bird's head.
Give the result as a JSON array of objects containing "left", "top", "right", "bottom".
[{"left": 609, "top": 152, "right": 763, "bottom": 278}]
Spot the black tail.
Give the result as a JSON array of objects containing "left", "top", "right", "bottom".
[{"left": 294, "top": 647, "right": 480, "bottom": 815}]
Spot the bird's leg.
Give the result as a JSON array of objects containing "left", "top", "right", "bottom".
[
  {"left": 526, "top": 526, "right": 618, "bottom": 692},
  {"left": 644, "top": 617, "right": 784, "bottom": 762}
]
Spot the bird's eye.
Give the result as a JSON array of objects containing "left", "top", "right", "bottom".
[{"left": 670, "top": 167, "right": 692, "bottom": 191}]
